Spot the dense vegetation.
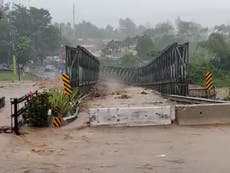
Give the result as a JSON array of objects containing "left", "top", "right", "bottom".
[
  {"left": 102, "top": 19, "right": 230, "bottom": 87},
  {"left": 1, "top": 3, "right": 230, "bottom": 87},
  {"left": 55, "top": 18, "right": 147, "bottom": 43},
  {"left": 0, "top": 4, "right": 62, "bottom": 65}
]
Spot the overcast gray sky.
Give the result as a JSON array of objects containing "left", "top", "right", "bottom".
[{"left": 5, "top": 0, "right": 230, "bottom": 28}]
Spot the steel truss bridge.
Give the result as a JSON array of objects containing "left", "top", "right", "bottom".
[{"left": 66, "top": 42, "right": 189, "bottom": 96}]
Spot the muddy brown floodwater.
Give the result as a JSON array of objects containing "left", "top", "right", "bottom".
[{"left": 1, "top": 81, "right": 230, "bottom": 173}]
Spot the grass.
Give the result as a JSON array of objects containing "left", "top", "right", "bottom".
[
  {"left": 214, "top": 77, "right": 230, "bottom": 87},
  {"left": 189, "top": 70, "right": 230, "bottom": 88},
  {"left": 205, "top": 72, "right": 230, "bottom": 88},
  {"left": 0, "top": 72, "right": 40, "bottom": 81},
  {"left": 0, "top": 72, "right": 17, "bottom": 81},
  {"left": 21, "top": 73, "right": 41, "bottom": 81}
]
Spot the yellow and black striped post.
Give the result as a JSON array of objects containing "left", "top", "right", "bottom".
[
  {"left": 52, "top": 117, "right": 63, "bottom": 128},
  {"left": 62, "top": 74, "right": 73, "bottom": 96},
  {"left": 205, "top": 71, "right": 214, "bottom": 91}
]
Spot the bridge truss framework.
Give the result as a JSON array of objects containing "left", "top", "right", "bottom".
[
  {"left": 101, "top": 43, "right": 189, "bottom": 96},
  {"left": 65, "top": 42, "right": 189, "bottom": 96}
]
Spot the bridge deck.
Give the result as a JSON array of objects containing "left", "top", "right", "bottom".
[{"left": 89, "top": 82, "right": 173, "bottom": 108}]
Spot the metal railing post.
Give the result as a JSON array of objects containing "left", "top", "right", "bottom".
[{"left": 13, "top": 98, "right": 19, "bottom": 135}]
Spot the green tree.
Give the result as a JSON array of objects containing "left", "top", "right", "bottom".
[
  {"left": 10, "top": 4, "right": 31, "bottom": 37},
  {"left": 199, "top": 33, "right": 230, "bottom": 70},
  {"left": 0, "top": 17, "right": 11, "bottom": 63},
  {"left": 76, "top": 21, "right": 103, "bottom": 39},
  {"left": 9, "top": 4, "right": 61, "bottom": 64},
  {"left": 34, "top": 25, "right": 61, "bottom": 63},
  {"left": 136, "top": 35, "right": 155, "bottom": 59},
  {"left": 176, "top": 17, "right": 208, "bottom": 42},
  {"left": 144, "top": 22, "right": 176, "bottom": 50},
  {"left": 155, "top": 22, "right": 175, "bottom": 36},
  {"left": 121, "top": 54, "right": 141, "bottom": 67},
  {"left": 0, "top": 4, "right": 62, "bottom": 66},
  {"left": 144, "top": 22, "right": 174, "bottom": 37},
  {"left": 189, "top": 57, "right": 214, "bottom": 85},
  {"left": 15, "top": 36, "right": 35, "bottom": 65}
]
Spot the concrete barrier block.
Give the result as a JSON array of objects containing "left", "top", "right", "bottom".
[
  {"left": 176, "top": 103, "right": 230, "bottom": 125},
  {"left": 90, "top": 106, "right": 173, "bottom": 127}
]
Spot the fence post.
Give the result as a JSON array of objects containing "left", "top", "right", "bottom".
[{"left": 13, "top": 98, "right": 19, "bottom": 135}]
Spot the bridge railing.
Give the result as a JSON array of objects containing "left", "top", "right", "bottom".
[
  {"left": 10, "top": 92, "right": 38, "bottom": 135},
  {"left": 65, "top": 46, "right": 100, "bottom": 91},
  {"left": 101, "top": 42, "right": 189, "bottom": 96}
]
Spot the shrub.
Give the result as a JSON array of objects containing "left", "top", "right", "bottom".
[
  {"left": 48, "top": 89, "right": 80, "bottom": 117},
  {"left": 24, "top": 89, "right": 81, "bottom": 127},
  {"left": 25, "top": 91, "right": 51, "bottom": 127}
]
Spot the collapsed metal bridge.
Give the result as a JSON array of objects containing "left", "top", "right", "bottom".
[{"left": 65, "top": 42, "right": 189, "bottom": 96}]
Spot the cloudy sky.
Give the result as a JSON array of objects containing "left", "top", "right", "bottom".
[{"left": 5, "top": 0, "right": 230, "bottom": 28}]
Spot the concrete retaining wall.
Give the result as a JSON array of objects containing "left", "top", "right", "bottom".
[
  {"left": 90, "top": 106, "right": 174, "bottom": 127},
  {"left": 176, "top": 103, "right": 230, "bottom": 125}
]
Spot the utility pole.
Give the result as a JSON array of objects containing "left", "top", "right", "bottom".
[
  {"left": 7, "top": 1, "right": 19, "bottom": 79},
  {"left": 10, "top": 22, "right": 18, "bottom": 77},
  {"left": 73, "top": 3, "right": 75, "bottom": 28}
]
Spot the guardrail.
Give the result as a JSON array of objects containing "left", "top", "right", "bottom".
[
  {"left": 163, "top": 94, "right": 227, "bottom": 104},
  {"left": 10, "top": 96, "right": 28, "bottom": 135}
]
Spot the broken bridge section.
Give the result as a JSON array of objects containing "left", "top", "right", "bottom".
[{"left": 101, "top": 42, "right": 189, "bottom": 96}]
